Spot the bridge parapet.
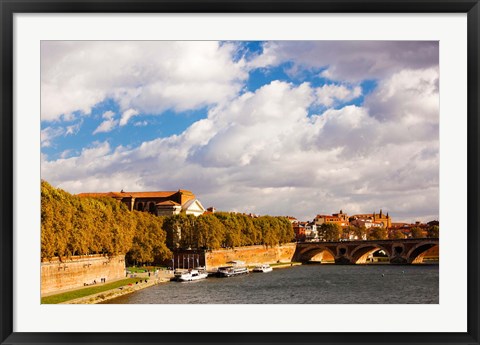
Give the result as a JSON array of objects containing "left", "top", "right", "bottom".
[{"left": 293, "top": 238, "right": 439, "bottom": 264}]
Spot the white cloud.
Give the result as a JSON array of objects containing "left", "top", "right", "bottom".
[
  {"left": 119, "top": 108, "right": 139, "bottom": 127},
  {"left": 93, "top": 119, "right": 119, "bottom": 134},
  {"left": 41, "top": 122, "right": 82, "bottom": 148},
  {"left": 102, "top": 110, "right": 115, "bottom": 120},
  {"left": 41, "top": 127, "right": 64, "bottom": 147},
  {"left": 365, "top": 67, "right": 439, "bottom": 124},
  {"left": 250, "top": 41, "right": 439, "bottom": 82},
  {"left": 41, "top": 41, "right": 248, "bottom": 122},
  {"left": 315, "top": 84, "right": 362, "bottom": 107},
  {"left": 42, "top": 74, "right": 439, "bottom": 222},
  {"left": 41, "top": 41, "right": 439, "bottom": 222},
  {"left": 93, "top": 111, "right": 119, "bottom": 134},
  {"left": 65, "top": 121, "right": 82, "bottom": 136}
]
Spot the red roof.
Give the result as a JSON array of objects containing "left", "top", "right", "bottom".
[
  {"left": 78, "top": 190, "right": 193, "bottom": 199},
  {"left": 156, "top": 200, "right": 180, "bottom": 206},
  {"left": 77, "top": 192, "right": 125, "bottom": 198}
]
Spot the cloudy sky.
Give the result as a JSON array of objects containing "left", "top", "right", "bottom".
[{"left": 40, "top": 41, "right": 439, "bottom": 223}]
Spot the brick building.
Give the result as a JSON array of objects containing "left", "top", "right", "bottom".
[{"left": 78, "top": 189, "right": 206, "bottom": 217}]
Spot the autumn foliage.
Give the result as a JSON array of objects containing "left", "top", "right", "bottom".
[
  {"left": 41, "top": 181, "right": 295, "bottom": 264},
  {"left": 41, "top": 180, "right": 171, "bottom": 264}
]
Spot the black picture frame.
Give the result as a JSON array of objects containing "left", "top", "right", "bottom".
[{"left": 1, "top": 1, "right": 479, "bottom": 344}]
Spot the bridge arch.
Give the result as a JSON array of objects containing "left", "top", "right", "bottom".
[
  {"left": 298, "top": 247, "right": 336, "bottom": 263},
  {"left": 350, "top": 244, "right": 391, "bottom": 264},
  {"left": 406, "top": 241, "right": 439, "bottom": 264}
]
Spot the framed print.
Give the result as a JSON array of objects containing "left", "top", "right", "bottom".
[{"left": 1, "top": 1, "right": 479, "bottom": 344}]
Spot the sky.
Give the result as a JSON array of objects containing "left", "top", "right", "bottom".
[{"left": 40, "top": 41, "right": 439, "bottom": 223}]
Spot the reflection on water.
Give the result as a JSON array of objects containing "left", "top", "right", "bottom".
[{"left": 102, "top": 264, "right": 439, "bottom": 304}]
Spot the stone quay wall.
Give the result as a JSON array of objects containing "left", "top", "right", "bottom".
[
  {"left": 205, "top": 243, "right": 296, "bottom": 270},
  {"left": 41, "top": 254, "right": 126, "bottom": 295}
]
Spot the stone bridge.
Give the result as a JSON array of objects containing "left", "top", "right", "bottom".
[{"left": 293, "top": 238, "right": 439, "bottom": 264}]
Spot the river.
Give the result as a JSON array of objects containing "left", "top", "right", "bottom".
[{"left": 101, "top": 264, "right": 438, "bottom": 304}]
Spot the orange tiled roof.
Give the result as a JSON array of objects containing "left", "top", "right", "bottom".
[
  {"left": 78, "top": 190, "right": 194, "bottom": 199},
  {"left": 78, "top": 192, "right": 125, "bottom": 198},
  {"left": 156, "top": 200, "right": 181, "bottom": 206},
  {"left": 124, "top": 191, "right": 179, "bottom": 198},
  {"left": 391, "top": 222, "right": 409, "bottom": 227}
]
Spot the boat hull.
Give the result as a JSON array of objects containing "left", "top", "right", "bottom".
[
  {"left": 216, "top": 268, "right": 249, "bottom": 278},
  {"left": 253, "top": 267, "right": 273, "bottom": 273},
  {"left": 252, "top": 264, "right": 273, "bottom": 273},
  {"left": 172, "top": 269, "right": 208, "bottom": 282},
  {"left": 176, "top": 273, "right": 208, "bottom": 282}
]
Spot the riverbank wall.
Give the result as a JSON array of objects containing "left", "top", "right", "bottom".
[
  {"left": 205, "top": 243, "right": 296, "bottom": 270},
  {"left": 41, "top": 254, "right": 126, "bottom": 295}
]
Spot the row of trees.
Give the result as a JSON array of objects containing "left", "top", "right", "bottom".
[
  {"left": 163, "top": 212, "right": 294, "bottom": 250},
  {"left": 41, "top": 181, "right": 295, "bottom": 265},
  {"left": 41, "top": 181, "right": 171, "bottom": 264},
  {"left": 315, "top": 223, "right": 440, "bottom": 242}
]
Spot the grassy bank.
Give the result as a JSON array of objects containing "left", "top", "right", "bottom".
[
  {"left": 41, "top": 278, "right": 145, "bottom": 304},
  {"left": 127, "top": 266, "right": 167, "bottom": 273}
]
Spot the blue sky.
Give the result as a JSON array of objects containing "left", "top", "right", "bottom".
[{"left": 41, "top": 41, "right": 439, "bottom": 222}]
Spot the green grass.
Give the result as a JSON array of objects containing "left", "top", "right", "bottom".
[
  {"left": 41, "top": 278, "right": 145, "bottom": 304},
  {"left": 126, "top": 267, "right": 148, "bottom": 273},
  {"left": 126, "top": 266, "right": 166, "bottom": 273}
]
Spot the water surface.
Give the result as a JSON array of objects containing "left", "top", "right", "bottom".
[{"left": 102, "top": 264, "right": 439, "bottom": 304}]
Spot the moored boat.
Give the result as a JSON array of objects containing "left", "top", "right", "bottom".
[
  {"left": 253, "top": 264, "right": 273, "bottom": 273},
  {"left": 172, "top": 268, "right": 208, "bottom": 282},
  {"left": 216, "top": 260, "right": 249, "bottom": 277}
]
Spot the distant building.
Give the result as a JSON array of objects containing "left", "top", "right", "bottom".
[
  {"left": 286, "top": 216, "right": 298, "bottom": 224},
  {"left": 78, "top": 189, "right": 206, "bottom": 217},
  {"left": 293, "top": 221, "right": 307, "bottom": 242},
  {"left": 349, "top": 209, "right": 391, "bottom": 228},
  {"left": 305, "top": 222, "right": 318, "bottom": 241},
  {"left": 204, "top": 207, "right": 216, "bottom": 214},
  {"left": 389, "top": 221, "right": 430, "bottom": 238},
  {"left": 350, "top": 218, "right": 384, "bottom": 229},
  {"left": 314, "top": 210, "right": 349, "bottom": 227}
]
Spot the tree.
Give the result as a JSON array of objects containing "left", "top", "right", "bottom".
[
  {"left": 238, "top": 214, "right": 259, "bottom": 245},
  {"left": 214, "top": 212, "right": 242, "bottom": 248},
  {"left": 318, "top": 223, "right": 342, "bottom": 242},
  {"left": 389, "top": 229, "right": 406, "bottom": 240},
  {"left": 126, "top": 212, "right": 171, "bottom": 266},
  {"left": 41, "top": 180, "right": 169, "bottom": 262},
  {"left": 342, "top": 225, "right": 357, "bottom": 240},
  {"left": 410, "top": 227, "right": 425, "bottom": 239},
  {"left": 367, "top": 226, "right": 388, "bottom": 240},
  {"left": 353, "top": 226, "right": 367, "bottom": 240},
  {"left": 276, "top": 216, "right": 295, "bottom": 243},
  {"left": 194, "top": 214, "right": 225, "bottom": 249},
  {"left": 427, "top": 225, "right": 439, "bottom": 238}
]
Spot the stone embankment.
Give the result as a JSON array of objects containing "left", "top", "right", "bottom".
[
  {"left": 41, "top": 254, "right": 126, "bottom": 295},
  {"left": 205, "top": 243, "right": 296, "bottom": 270}
]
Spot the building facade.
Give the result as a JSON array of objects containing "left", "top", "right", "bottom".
[
  {"left": 349, "top": 209, "right": 391, "bottom": 228},
  {"left": 314, "top": 210, "right": 350, "bottom": 228},
  {"left": 78, "top": 189, "right": 206, "bottom": 217}
]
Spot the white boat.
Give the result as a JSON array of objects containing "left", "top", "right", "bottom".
[
  {"left": 253, "top": 264, "right": 273, "bottom": 273},
  {"left": 172, "top": 268, "right": 208, "bottom": 282},
  {"left": 216, "top": 261, "right": 249, "bottom": 277}
]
